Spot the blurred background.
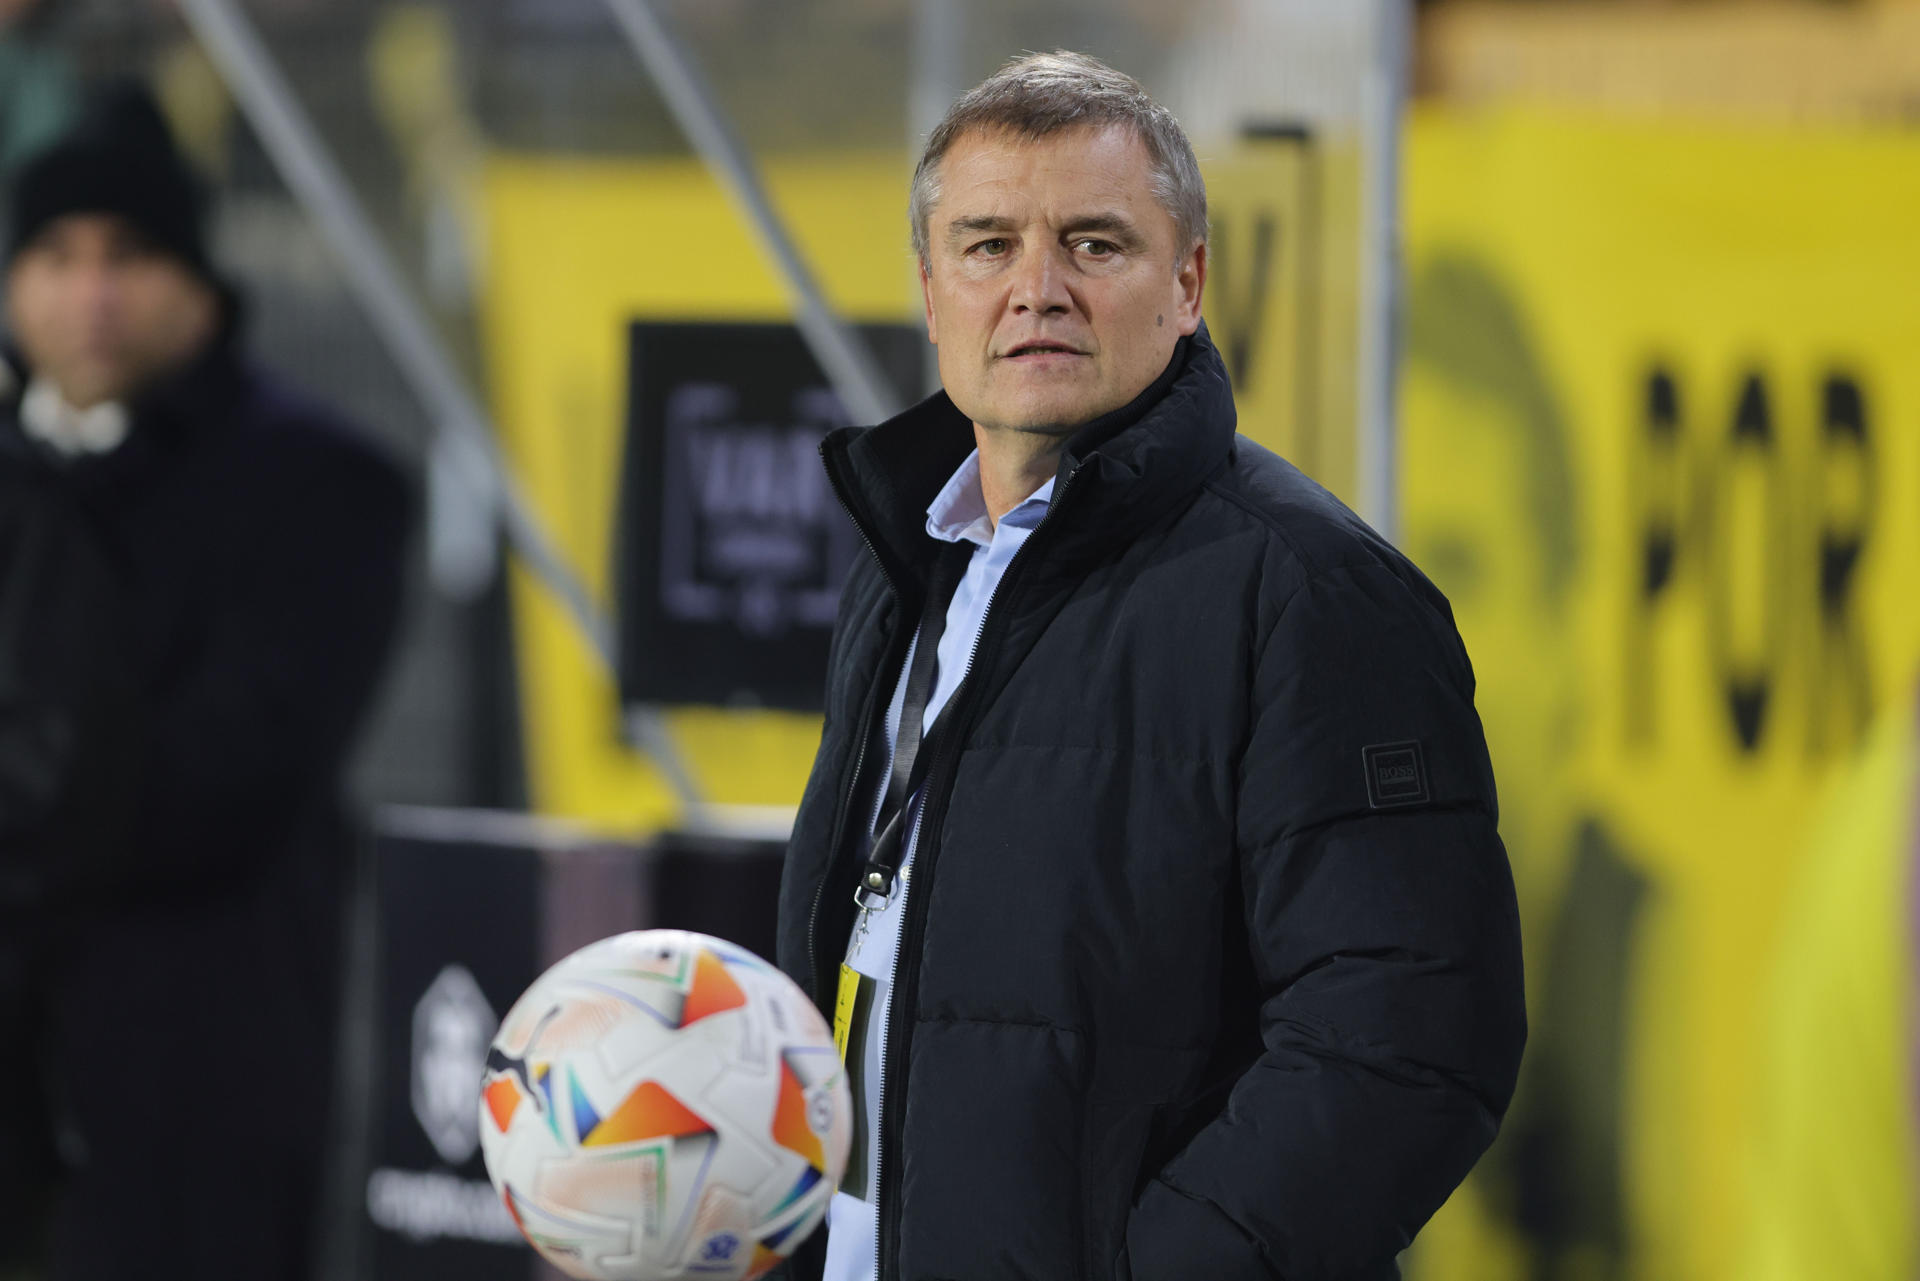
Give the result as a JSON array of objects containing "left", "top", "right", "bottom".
[{"left": 2, "top": 0, "right": 1917, "bottom": 1278}]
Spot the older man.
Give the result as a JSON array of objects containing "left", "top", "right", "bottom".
[
  {"left": 775, "top": 52, "right": 1525, "bottom": 1281},
  {"left": 0, "top": 83, "right": 410, "bottom": 1280}
]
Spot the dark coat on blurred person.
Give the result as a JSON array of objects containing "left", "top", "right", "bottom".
[
  {"left": 0, "top": 326, "right": 412, "bottom": 918},
  {"left": 0, "top": 83, "right": 411, "bottom": 1281}
]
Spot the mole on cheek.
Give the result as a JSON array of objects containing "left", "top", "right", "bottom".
[{"left": 1156, "top": 314, "right": 1164, "bottom": 327}]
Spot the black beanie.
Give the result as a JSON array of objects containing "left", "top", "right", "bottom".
[{"left": 7, "top": 79, "right": 211, "bottom": 279}]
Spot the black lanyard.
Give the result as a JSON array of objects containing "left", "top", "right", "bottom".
[{"left": 856, "top": 541, "right": 972, "bottom": 908}]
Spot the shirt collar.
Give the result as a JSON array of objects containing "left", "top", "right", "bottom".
[
  {"left": 19, "top": 377, "right": 131, "bottom": 458},
  {"left": 925, "top": 448, "right": 1056, "bottom": 547}
]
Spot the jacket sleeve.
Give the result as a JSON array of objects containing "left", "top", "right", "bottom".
[
  {"left": 1124, "top": 560, "right": 1527, "bottom": 1281},
  {"left": 133, "top": 427, "right": 413, "bottom": 888}
]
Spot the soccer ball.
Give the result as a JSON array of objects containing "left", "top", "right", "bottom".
[{"left": 477, "top": 930, "right": 852, "bottom": 1280}]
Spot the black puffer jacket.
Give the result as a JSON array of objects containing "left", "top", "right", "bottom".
[{"left": 776, "top": 329, "right": 1525, "bottom": 1281}]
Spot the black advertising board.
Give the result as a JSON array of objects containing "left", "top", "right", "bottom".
[
  {"left": 616, "top": 321, "right": 926, "bottom": 711},
  {"left": 366, "top": 819, "right": 545, "bottom": 1281},
  {"left": 354, "top": 809, "right": 788, "bottom": 1281}
]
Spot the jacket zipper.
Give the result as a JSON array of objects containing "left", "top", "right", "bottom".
[{"left": 872, "top": 464, "right": 1082, "bottom": 1280}]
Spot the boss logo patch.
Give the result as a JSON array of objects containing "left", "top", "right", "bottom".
[{"left": 1363, "top": 741, "right": 1430, "bottom": 809}]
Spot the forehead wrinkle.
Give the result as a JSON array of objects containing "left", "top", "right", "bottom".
[{"left": 929, "top": 127, "right": 1174, "bottom": 260}]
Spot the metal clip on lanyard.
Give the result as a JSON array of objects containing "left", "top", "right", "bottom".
[{"left": 854, "top": 542, "right": 971, "bottom": 914}]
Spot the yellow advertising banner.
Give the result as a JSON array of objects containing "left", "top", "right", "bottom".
[
  {"left": 1400, "top": 108, "right": 1920, "bottom": 1281},
  {"left": 477, "top": 139, "right": 1362, "bottom": 828}
]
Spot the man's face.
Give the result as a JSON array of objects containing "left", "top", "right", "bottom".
[
  {"left": 919, "top": 124, "right": 1205, "bottom": 437},
  {"left": 6, "top": 213, "right": 218, "bottom": 409}
]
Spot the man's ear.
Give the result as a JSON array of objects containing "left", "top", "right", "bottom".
[
  {"left": 1175, "top": 241, "right": 1206, "bottom": 336},
  {"left": 920, "top": 260, "right": 938, "bottom": 344}
]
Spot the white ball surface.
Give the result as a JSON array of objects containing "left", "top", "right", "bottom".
[{"left": 478, "top": 930, "right": 851, "bottom": 1280}]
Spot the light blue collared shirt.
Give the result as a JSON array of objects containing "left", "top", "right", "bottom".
[{"left": 822, "top": 449, "right": 1055, "bottom": 1281}]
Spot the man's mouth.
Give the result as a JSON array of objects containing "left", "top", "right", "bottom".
[{"left": 1002, "top": 341, "right": 1086, "bottom": 359}]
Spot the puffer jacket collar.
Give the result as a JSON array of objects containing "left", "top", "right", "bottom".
[{"left": 821, "top": 322, "right": 1237, "bottom": 596}]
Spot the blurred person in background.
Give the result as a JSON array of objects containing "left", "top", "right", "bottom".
[
  {"left": 777, "top": 51, "right": 1524, "bottom": 1281},
  {"left": 0, "top": 0, "right": 76, "bottom": 177},
  {"left": 0, "top": 82, "right": 410, "bottom": 1281}
]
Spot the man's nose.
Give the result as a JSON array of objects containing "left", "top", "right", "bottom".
[
  {"left": 71, "top": 261, "right": 122, "bottom": 317},
  {"left": 1009, "top": 247, "right": 1071, "bottom": 316}
]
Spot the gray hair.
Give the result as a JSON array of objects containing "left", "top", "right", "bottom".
[{"left": 909, "top": 51, "right": 1208, "bottom": 270}]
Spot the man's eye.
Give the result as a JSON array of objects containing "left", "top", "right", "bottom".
[
  {"left": 1076, "top": 239, "right": 1116, "bottom": 256},
  {"left": 970, "top": 238, "right": 1008, "bottom": 257}
]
